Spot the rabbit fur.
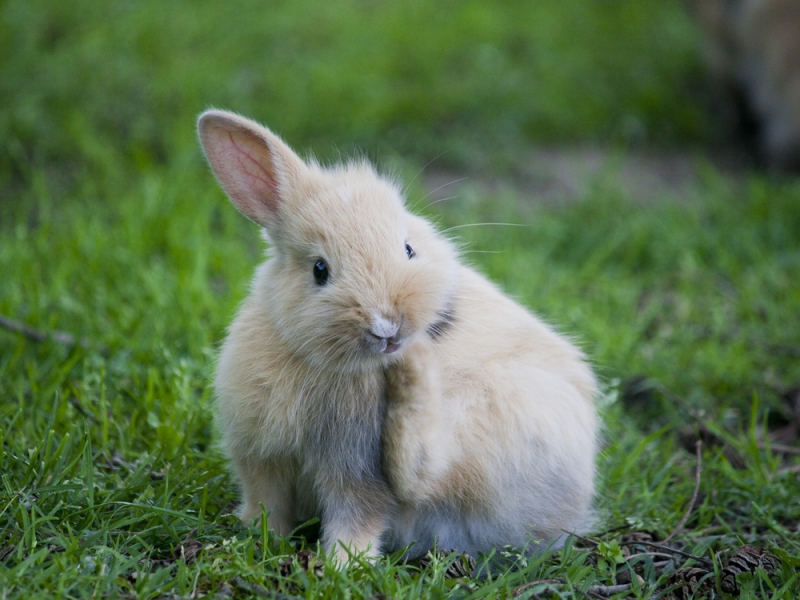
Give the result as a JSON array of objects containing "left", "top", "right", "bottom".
[{"left": 198, "top": 109, "right": 598, "bottom": 562}]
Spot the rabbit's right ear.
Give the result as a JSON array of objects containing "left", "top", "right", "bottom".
[{"left": 197, "top": 110, "right": 306, "bottom": 230}]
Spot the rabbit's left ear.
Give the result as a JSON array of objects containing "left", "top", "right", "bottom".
[{"left": 197, "top": 109, "right": 307, "bottom": 232}]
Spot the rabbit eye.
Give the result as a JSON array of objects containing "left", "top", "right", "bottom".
[
  {"left": 405, "top": 244, "right": 415, "bottom": 259},
  {"left": 313, "top": 259, "right": 329, "bottom": 285}
]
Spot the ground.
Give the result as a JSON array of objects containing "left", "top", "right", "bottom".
[{"left": 1, "top": 0, "right": 799, "bottom": 597}]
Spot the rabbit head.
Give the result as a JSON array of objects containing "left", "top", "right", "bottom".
[{"left": 198, "top": 110, "right": 458, "bottom": 372}]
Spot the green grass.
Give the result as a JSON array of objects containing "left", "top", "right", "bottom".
[
  {"left": 2, "top": 0, "right": 704, "bottom": 180},
  {"left": 2, "top": 0, "right": 800, "bottom": 597}
]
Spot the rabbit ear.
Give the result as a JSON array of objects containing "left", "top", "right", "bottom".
[{"left": 197, "top": 110, "right": 306, "bottom": 229}]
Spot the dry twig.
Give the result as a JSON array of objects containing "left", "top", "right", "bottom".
[
  {"left": 777, "top": 464, "right": 800, "bottom": 476},
  {"left": 663, "top": 440, "right": 703, "bottom": 542},
  {"left": 633, "top": 541, "right": 713, "bottom": 568},
  {"left": 512, "top": 578, "right": 565, "bottom": 596},
  {"left": 625, "top": 552, "right": 676, "bottom": 562},
  {"left": 757, "top": 441, "right": 800, "bottom": 456},
  {"left": 513, "top": 580, "right": 631, "bottom": 598},
  {"left": 0, "top": 313, "right": 88, "bottom": 348},
  {"left": 587, "top": 583, "right": 632, "bottom": 596}
]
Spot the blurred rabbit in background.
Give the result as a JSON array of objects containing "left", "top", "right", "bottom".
[{"left": 688, "top": 0, "right": 800, "bottom": 170}]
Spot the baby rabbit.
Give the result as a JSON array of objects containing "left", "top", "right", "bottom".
[{"left": 198, "top": 109, "right": 598, "bottom": 562}]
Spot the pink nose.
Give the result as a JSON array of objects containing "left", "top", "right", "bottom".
[{"left": 370, "top": 315, "right": 399, "bottom": 340}]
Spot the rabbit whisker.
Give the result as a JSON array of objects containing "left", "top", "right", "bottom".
[
  {"left": 411, "top": 177, "right": 468, "bottom": 211},
  {"left": 441, "top": 222, "right": 527, "bottom": 233},
  {"left": 404, "top": 150, "right": 451, "bottom": 197}
]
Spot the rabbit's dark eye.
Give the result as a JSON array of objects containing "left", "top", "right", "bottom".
[
  {"left": 313, "top": 259, "right": 329, "bottom": 285},
  {"left": 405, "top": 244, "right": 415, "bottom": 259}
]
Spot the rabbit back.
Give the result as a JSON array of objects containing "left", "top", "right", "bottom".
[{"left": 382, "top": 266, "right": 597, "bottom": 555}]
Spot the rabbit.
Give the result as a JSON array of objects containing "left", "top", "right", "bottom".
[
  {"left": 686, "top": 0, "right": 800, "bottom": 170},
  {"left": 198, "top": 109, "right": 598, "bottom": 563}
]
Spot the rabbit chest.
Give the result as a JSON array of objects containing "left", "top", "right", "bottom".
[
  {"left": 296, "top": 371, "right": 388, "bottom": 484},
  {"left": 270, "top": 366, "right": 394, "bottom": 525}
]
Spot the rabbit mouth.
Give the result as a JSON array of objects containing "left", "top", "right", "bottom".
[
  {"left": 383, "top": 340, "right": 401, "bottom": 354},
  {"left": 366, "top": 332, "right": 404, "bottom": 355}
]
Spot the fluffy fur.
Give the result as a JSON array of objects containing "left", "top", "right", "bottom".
[
  {"left": 198, "top": 109, "right": 598, "bottom": 562},
  {"left": 687, "top": 0, "right": 800, "bottom": 169}
]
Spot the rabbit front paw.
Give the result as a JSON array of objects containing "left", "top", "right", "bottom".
[{"left": 385, "top": 338, "right": 439, "bottom": 407}]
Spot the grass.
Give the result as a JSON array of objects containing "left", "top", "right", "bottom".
[
  {"left": 2, "top": 0, "right": 800, "bottom": 597},
  {"left": 2, "top": 0, "right": 705, "bottom": 180}
]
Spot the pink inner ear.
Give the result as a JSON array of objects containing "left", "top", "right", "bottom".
[
  {"left": 204, "top": 124, "right": 283, "bottom": 224},
  {"left": 226, "top": 131, "right": 279, "bottom": 206}
]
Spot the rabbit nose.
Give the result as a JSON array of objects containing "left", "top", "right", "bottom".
[{"left": 370, "top": 315, "right": 400, "bottom": 340}]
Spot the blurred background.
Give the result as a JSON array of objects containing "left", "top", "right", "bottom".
[
  {"left": 1, "top": 1, "right": 799, "bottom": 593},
  {"left": 1, "top": 0, "right": 714, "bottom": 182}
]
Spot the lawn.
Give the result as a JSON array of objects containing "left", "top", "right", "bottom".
[{"left": 1, "top": 0, "right": 799, "bottom": 598}]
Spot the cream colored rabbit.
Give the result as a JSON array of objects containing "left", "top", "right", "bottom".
[{"left": 198, "top": 109, "right": 598, "bottom": 562}]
